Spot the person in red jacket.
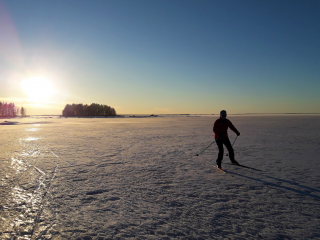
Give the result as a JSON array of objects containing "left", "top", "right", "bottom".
[{"left": 213, "top": 110, "right": 240, "bottom": 169}]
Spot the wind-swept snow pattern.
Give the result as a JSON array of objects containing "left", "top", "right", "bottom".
[{"left": 1, "top": 115, "right": 320, "bottom": 239}]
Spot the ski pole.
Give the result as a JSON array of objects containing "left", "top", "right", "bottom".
[
  {"left": 226, "top": 136, "right": 238, "bottom": 156},
  {"left": 231, "top": 135, "right": 238, "bottom": 146},
  {"left": 195, "top": 138, "right": 218, "bottom": 156}
]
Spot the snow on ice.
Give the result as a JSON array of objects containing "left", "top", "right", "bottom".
[{"left": 1, "top": 115, "right": 320, "bottom": 239}]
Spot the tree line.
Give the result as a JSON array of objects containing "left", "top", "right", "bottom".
[
  {"left": 0, "top": 102, "right": 26, "bottom": 117},
  {"left": 62, "top": 103, "right": 116, "bottom": 117}
]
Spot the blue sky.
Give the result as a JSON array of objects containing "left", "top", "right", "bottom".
[{"left": 0, "top": 0, "right": 319, "bottom": 114}]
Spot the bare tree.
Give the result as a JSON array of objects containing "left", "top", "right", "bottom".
[{"left": 20, "top": 107, "right": 26, "bottom": 117}]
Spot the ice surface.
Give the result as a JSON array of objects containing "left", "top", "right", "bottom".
[{"left": 1, "top": 115, "right": 320, "bottom": 239}]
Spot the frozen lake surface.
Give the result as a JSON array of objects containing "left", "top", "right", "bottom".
[{"left": 1, "top": 115, "right": 320, "bottom": 239}]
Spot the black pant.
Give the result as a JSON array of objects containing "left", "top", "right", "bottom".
[{"left": 216, "top": 138, "right": 235, "bottom": 163}]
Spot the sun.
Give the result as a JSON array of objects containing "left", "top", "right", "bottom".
[{"left": 21, "top": 77, "right": 55, "bottom": 102}]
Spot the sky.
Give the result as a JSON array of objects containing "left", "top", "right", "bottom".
[{"left": 0, "top": 0, "right": 319, "bottom": 115}]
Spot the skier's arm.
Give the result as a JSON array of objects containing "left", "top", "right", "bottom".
[
  {"left": 213, "top": 120, "right": 220, "bottom": 138},
  {"left": 228, "top": 121, "right": 240, "bottom": 136}
]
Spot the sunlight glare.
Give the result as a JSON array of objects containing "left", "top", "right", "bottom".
[{"left": 21, "top": 77, "right": 55, "bottom": 102}]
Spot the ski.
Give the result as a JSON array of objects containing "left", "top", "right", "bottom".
[
  {"left": 214, "top": 166, "right": 226, "bottom": 174},
  {"left": 227, "top": 163, "right": 261, "bottom": 171}
]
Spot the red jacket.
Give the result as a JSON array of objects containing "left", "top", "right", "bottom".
[{"left": 213, "top": 118, "right": 239, "bottom": 139}]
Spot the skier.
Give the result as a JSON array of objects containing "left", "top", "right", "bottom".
[{"left": 213, "top": 110, "right": 240, "bottom": 169}]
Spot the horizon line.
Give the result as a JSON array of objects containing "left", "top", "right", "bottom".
[{"left": 8, "top": 113, "right": 320, "bottom": 117}]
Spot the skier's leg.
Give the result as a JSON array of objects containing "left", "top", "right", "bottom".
[
  {"left": 224, "top": 138, "right": 236, "bottom": 163},
  {"left": 216, "top": 139, "right": 224, "bottom": 167}
]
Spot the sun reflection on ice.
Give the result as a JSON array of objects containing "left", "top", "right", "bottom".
[
  {"left": 1, "top": 123, "right": 56, "bottom": 239},
  {"left": 11, "top": 157, "right": 27, "bottom": 172},
  {"left": 21, "top": 148, "right": 40, "bottom": 157},
  {"left": 8, "top": 186, "right": 42, "bottom": 237},
  {"left": 26, "top": 128, "right": 39, "bottom": 132},
  {"left": 2, "top": 158, "right": 49, "bottom": 238},
  {"left": 24, "top": 137, "right": 39, "bottom": 141}
]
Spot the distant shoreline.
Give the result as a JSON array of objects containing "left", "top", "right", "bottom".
[
  {"left": 1, "top": 113, "right": 319, "bottom": 120},
  {"left": 31, "top": 113, "right": 320, "bottom": 116},
  {"left": 1, "top": 113, "right": 320, "bottom": 126}
]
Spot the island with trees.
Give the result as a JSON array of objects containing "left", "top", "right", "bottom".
[
  {"left": 0, "top": 102, "right": 26, "bottom": 117},
  {"left": 62, "top": 103, "right": 117, "bottom": 117}
]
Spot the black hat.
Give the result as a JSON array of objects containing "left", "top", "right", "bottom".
[{"left": 220, "top": 110, "right": 227, "bottom": 117}]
